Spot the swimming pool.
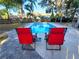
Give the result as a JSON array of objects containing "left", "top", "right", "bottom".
[{"left": 29, "top": 22, "right": 56, "bottom": 33}]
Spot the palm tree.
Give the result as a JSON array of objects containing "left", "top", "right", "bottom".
[
  {"left": 39, "top": 0, "right": 55, "bottom": 13},
  {"left": 15, "top": 0, "right": 24, "bottom": 16},
  {"left": 24, "top": 0, "right": 37, "bottom": 13},
  {"left": 0, "top": 9, "right": 8, "bottom": 20},
  {"left": 65, "top": 0, "right": 73, "bottom": 17},
  {"left": 0, "top": 0, "right": 17, "bottom": 20},
  {"left": 65, "top": 0, "right": 79, "bottom": 21},
  {"left": 39, "top": 0, "right": 56, "bottom": 22},
  {"left": 24, "top": 0, "right": 37, "bottom": 22}
]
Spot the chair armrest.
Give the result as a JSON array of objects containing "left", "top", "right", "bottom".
[
  {"left": 64, "top": 28, "right": 67, "bottom": 35},
  {"left": 33, "top": 33, "right": 37, "bottom": 42},
  {"left": 45, "top": 33, "right": 48, "bottom": 41}
]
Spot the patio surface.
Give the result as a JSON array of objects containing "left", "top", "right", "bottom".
[{"left": 0, "top": 22, "right": 79, "bottom": 59}]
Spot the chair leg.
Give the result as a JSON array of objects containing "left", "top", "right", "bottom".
[
  {"left": 21, "top": 43, "right": 36, "bottom": 50},
  {"left": 46, "top": 43, "right": 61, "bottom": 50},
  {"left": 34, "top": 42, "right": 36, "bottom": 50},
  {"left": 21, "top": 44, "right": 26, "bottom": 50},
  {"left": 59, "top": 45, "right": 61, "bottom": 50},
  {"left": 46, "top": 41, "right": 48, "bottom": 50}
]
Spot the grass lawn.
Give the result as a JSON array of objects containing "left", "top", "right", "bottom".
[
  {"left": 0, "top": 23, "right": 20, "bottom": 43},
  {"left": 0, "top": 23, "right": 20, "bottom": 31}
]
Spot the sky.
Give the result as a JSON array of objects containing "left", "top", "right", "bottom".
[
  {"left": 0, "top": 0, "right": 46, "bottom": 15},
  {"left": 0, "top": 5, "right": 6, "bottom": 9}
]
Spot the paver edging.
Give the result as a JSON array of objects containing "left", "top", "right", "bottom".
[{"left": 0, "top": 32, "right": 8, "bottom": 45}]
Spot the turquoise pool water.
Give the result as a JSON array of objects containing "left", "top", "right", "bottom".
[{"left": 30, "top": 22, "right": 55, "bottom": 33}]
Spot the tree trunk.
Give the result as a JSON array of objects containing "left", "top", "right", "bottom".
[
  {"left": 66, "top": 8, "right": 68, "bottom": 17},
  {"left": 5, "top": 7, "right": 11, "bottom": 23},
  {"left": 71, "top": 8, "right": 77, "bottom": 27},
  {"left": 71, "top": 8, "right": 77, "bottom": 22}
]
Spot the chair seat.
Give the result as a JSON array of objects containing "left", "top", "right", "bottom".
[
  {"left": 48, "top": 34, "right": 64, "bottom": 45},
  {"left": 18, "top": 34, "right": 33, "bottom": 44}
]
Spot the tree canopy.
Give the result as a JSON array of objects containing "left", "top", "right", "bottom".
[
  {"left": 24, "top": 0, "right": 37, "bottom": 13},
  {"left": 65, "top": 0, "right": 79, "bottom": 20},
  {"left": 0, "top": 0, "right": 17, "bottom": 8},
  {"left": 0, "top": 9, "right": 8, "bottom": 19}
]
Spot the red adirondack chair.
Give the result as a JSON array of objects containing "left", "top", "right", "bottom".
[
  {"left": 16, "top": 28, "right": 37, "bottom": 50},
  {"left": 45, "top": 28, "right": 67, "bottom": 50}
]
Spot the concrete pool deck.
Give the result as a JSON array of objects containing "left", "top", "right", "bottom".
[{"left": 0, "top": 22, "right": 79, "bottom": 59}]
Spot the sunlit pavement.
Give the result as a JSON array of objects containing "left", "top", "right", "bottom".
[{"left": 0, "top": 22, "right": 79, "bottom": 59}]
